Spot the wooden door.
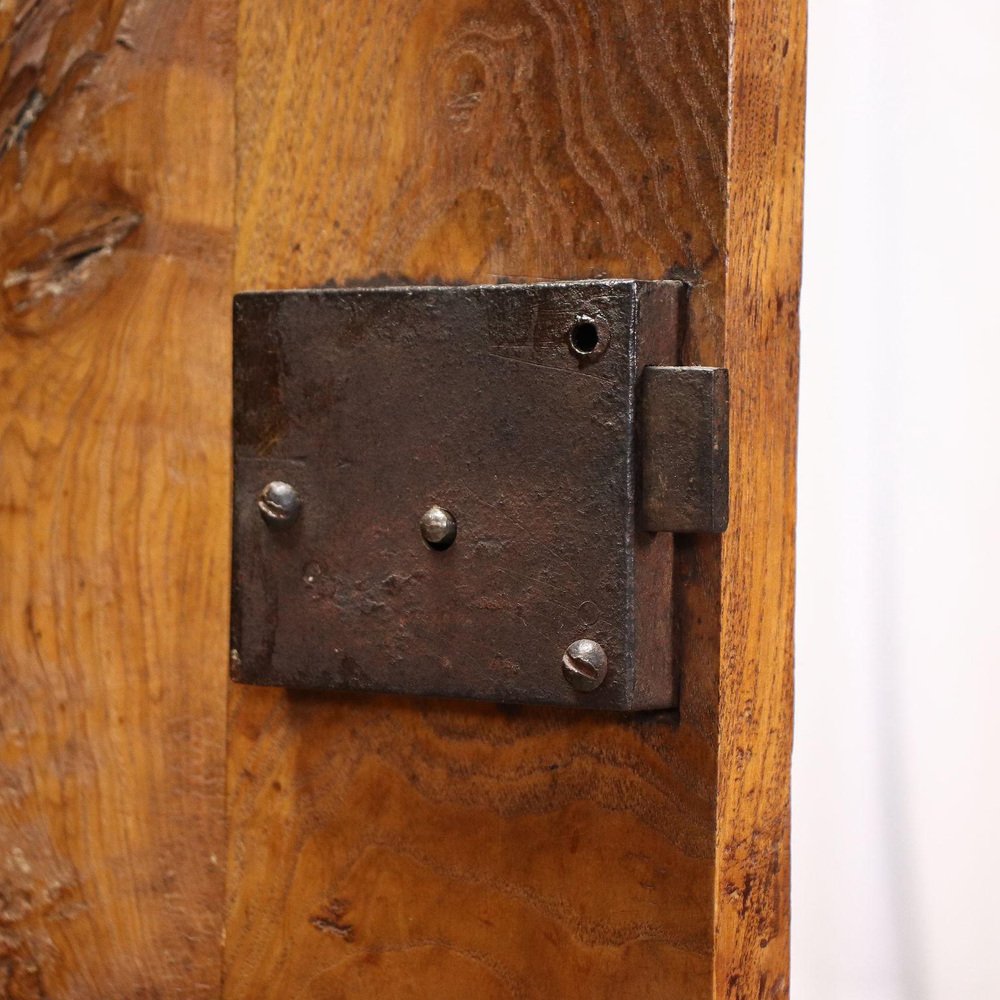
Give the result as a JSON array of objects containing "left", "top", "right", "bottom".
[{"left": 0, "top": 1, "right": 803, "bottom": 997}]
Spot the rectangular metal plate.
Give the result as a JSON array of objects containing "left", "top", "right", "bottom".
[
  {"left": 640, "top": 366, "right": 729, "bottom": 533},
  {"left": 231, "top": 279, "right": 681, "bottom": 710}
]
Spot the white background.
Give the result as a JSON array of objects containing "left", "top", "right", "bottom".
[{"left": 792, "top": 1, "right": 1000, "bottom": 997}]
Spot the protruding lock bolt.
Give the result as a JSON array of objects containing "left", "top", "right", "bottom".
[
  {"left": 258, "top": 481, "right": 302, "bottom": 527},
  {"left": 561, "top": 638, "right": 608, "bottom": 692},
  {"left": 420, "top": 505, "right": 457, "bottom": 550}
]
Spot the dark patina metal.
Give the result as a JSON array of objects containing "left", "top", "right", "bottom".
[
  {"left": 231, "top": 279, "right": 727, "bottom": 711},
  {"left": 639, "top": 366, "right": 730, "bottom": 534}
]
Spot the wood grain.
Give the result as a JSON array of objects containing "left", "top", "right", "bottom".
[
  {"left": 0, "top": 0, "right": 802, "bottom": 994},
  {"left": 225, "top": 0, "right": 803, "bottom": 996},
  {"left": 0, "top": 1, "right": 233, "bottom": 995},
  {"left": 715, "top": 1, "right": 805, "bottom": 995}
]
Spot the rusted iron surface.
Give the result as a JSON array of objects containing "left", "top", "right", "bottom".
[
  {"left": 231, "top": 279, "right": 700, "bottom": 710},
  {"left": 639, "top": 367, "right": 730, "bottom": 534}
]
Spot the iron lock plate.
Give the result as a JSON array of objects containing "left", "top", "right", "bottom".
[{"left": 231, "top": 280, "right": 727, "bottom": 711}]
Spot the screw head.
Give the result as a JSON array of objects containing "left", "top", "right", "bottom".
[
  {"left": 258, "top": 481, "right": 302, "bottom": 526},
  {"left": 420, "top": 505, "right": 457, "bottom": 550},
  {"left": 561, "top": 639, "right": 608, "bottom": 692}
]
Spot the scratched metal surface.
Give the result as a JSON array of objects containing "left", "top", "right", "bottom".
[
  {"left": 639, "top": 366, "right": 730, "bottom": 534},
  {"left": 231, "top": 279, "right": 680, "bottom": 709}
]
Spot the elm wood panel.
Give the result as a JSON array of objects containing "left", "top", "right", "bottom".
[
  {"left": 227, "top": 1, "right": 729, "bottom": 997},
  {"left": 0, "top": 1, "right": 232, "bottom": 996},
  {"left": 715, "top": 0, "right": 805, "bottom": 996},
  {"left": 228, "top": 693, "right": 716, "bottom": 998}
]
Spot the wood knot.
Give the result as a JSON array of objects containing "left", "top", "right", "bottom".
[
  {"left": 308, "top": 898, "right": 354, "bottom": 941},
  {"left": 2, "top": 194, "right": 143, "bottom": 335}
]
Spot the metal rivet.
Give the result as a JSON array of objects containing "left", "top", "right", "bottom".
[
  {"left": 561, "top": 638, "right": 608, "bottom": 692},
  {"left": 258, "top": 481, "right": 302, "bottom": 526},
  {"left": 420, "top": 505, "right": 457, "bottom": 550}
]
